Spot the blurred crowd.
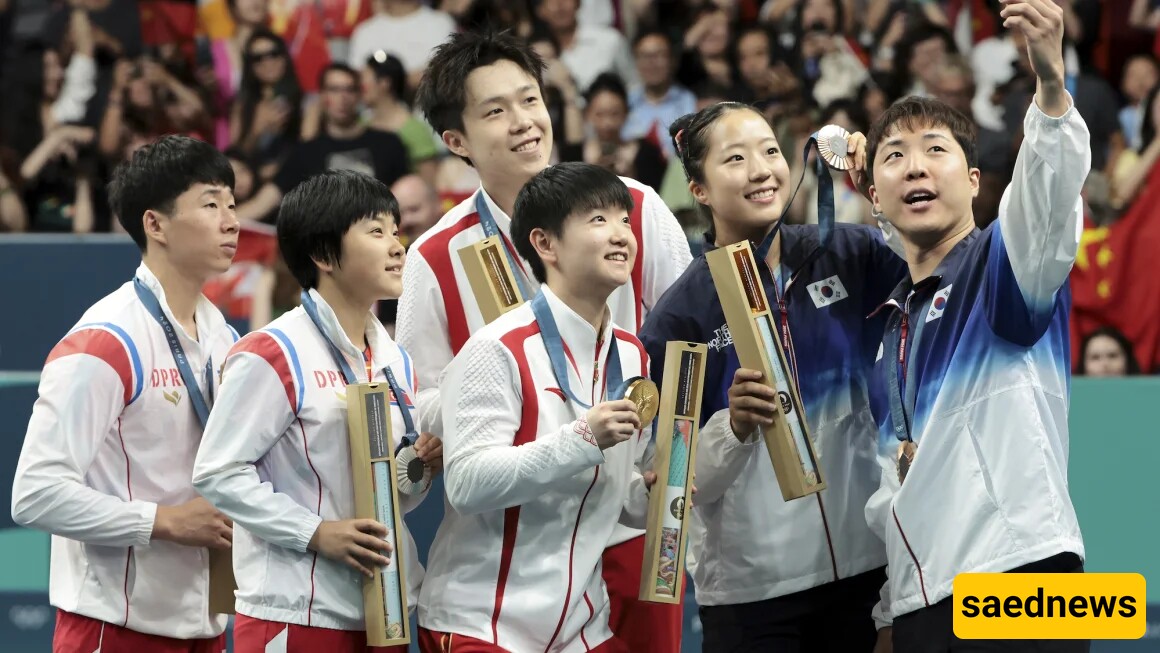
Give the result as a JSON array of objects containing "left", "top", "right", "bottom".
[{"left": 0, "top": 0, "right": 1156, "bottom": 374}]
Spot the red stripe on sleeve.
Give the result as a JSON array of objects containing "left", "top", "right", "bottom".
[
  {"left": 46, "top": 329, "right": 134, "bottom": 405},
  {"left": 229, "top": 332, "right": 297, "bottom": 413}
]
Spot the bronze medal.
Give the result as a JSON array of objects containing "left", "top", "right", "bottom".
[
  {"left": 897, "top": 440, "right": 917, "bottom": 484},
  {"left": 816, "top": 124, "right": 852, "bottom": 171}
]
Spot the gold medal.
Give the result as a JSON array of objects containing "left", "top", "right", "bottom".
[
  {"left": 897, "top": 440, "right": 917, "bottom": 484},
  {"left": 816, "top": 124, "right": 852, "bottom": 171},
  {"left": 623, "top": 377, "right": 660, "bottom": 425}
]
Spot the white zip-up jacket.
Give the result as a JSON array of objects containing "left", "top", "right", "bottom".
[
  {"left": 397, "top": 181, "right": 689, "bottom": 550},
  {"left": 418, "top": 287, "right": 652, "bottom": 653},
  {"left": 11, "top": 263, "right": 235, "bottom": 640},
  {"left": 864, "top": 97, "right": 1090, "bottom": 624},
  {"left": 192, "top": 290, "right": 430, "bottom": 630}
]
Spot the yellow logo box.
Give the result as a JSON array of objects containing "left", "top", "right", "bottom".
[{"left": 953, "top": 573, "right": 1146, "bottom": 640}]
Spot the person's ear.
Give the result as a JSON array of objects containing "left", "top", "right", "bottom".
[{"left": 529, "top": 227, "right": 558, "bottom": 270}]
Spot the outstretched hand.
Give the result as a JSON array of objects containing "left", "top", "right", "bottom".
[{"left": 1001, "top": 0, "right": 1068, "bottom": 116}]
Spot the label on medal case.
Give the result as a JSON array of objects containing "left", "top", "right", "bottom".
[{"left": 482, "top": 244, "right": 519, "bottom": 308}]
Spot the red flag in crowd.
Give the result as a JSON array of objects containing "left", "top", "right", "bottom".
[{"left": 1070, "top": 162, "right": 1160, "bottom": 374}]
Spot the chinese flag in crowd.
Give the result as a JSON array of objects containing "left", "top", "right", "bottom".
[
  {"left": 1070, "top": 163, "right": 1160, "bottom": 374},
  {"left": 203, "top": 223, "right": 279, "bottom": 323}
]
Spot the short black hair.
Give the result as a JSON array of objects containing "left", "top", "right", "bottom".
[
  {"left": 366, "top": 51, "right": 406, "bottom": 100},
  {"left": 277, "top": 169, "right": 400, "bottom": 289},
  {"left": 107, "top": 135, "right": 235, "bottom": 251},
  {"left": 584, "top": 72, "right": 628, "bottom": 105},
  {"left": 632, "top": 26, "right": 673, "bottom": 54},
  {"left": 512, "top": 162, "right": 634, "bottom": 284},
  {"left": 866, "top": 96, "right": 977, "bottom": 185},
  {"left": 318, "top": 62, "right": 359, "bottom": 92},
  {"left": 416, "top": 30, "right": 545, "bottom": 148}
]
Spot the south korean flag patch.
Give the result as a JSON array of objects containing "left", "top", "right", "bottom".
[
  {"left": 807, "top": 275, "right": 848, "bottom": 308},
  {"left": 926, "top": 284, "right": 953, "bottom": 323}
]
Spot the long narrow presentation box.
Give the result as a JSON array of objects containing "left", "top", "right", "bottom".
[
  {"left": 640, "top": 341, "right": 708, "bottom": 603},
  {"left": 458, "top": 237, "right": 525, "bottom": 324},
  {"left": 705, "top": 240, "right": 825, "bottom": 500},
  {"left": 346, "top": 383, "right": 411, "bottom": 647}
]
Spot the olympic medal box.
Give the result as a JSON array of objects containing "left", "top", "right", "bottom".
[
  {"left": 705, "top": 240, "right": 824, "bottom": 500},
  {"left": 346, "top": 383, "right": 411, "bottom": 647}
]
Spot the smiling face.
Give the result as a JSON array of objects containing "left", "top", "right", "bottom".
[
  {"left": 324, "top": 212, "right": 407, "bottom": 302},
  {"left": 535, "top": 206, "right": 637, "bottom": 297},
  {"left": 869, "top": 121, "right": 979, "bottom": 247},
  {"left": 690, "top": 108, "right": 791, "bottom": 244},
  {"left": 445, "top": 59, "right": 553, "bottom": 188}
]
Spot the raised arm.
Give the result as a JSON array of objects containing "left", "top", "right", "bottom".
[{"left": 986, "top": 0, "right": 1091, "bottom": 342}]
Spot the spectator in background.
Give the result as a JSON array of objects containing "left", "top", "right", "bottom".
[
  {"left": 1078, "top": 327, "right": 1142, "bottom": 377},
  {"left": 535, "top": 0, "right": 639, "bottom": 92},
  {"left": 1119, "top": 54, "right": 1159, "bottom": 151},
  {"left": 891, "top": 19, "right": 957, "bottom": 98},
  {"left": 856, "top": 73, "right": 894, "bottom": 127},
  {"left": 236, "top": 63, "right": 409, "bottom": 222},
  {"left": 790, "top": 0, "right": 869, "bottom": 107},
  {"left": 209, "top": 0, "right": 269, "bottom": 148},
  {"left": 99, "top": 55, "right": 209, "bottom": 163},
  {"left": 1111, "top": 84, "right": 1160, "bottom": 212},
  {"left": 392, "top": 173, "right": 443, "bottom": 247},
  {"left": 529, "top": 29, "right": 585, "bottom": 163},
  {"left": 229, "top": 28, "right": 302, "bottom": 183},
  {"left": 1000, "top": 27, "right": 1121, "bottom": 171},
  {"left": 46, "top": 0, "right": 143, "bottom": 62},
  {"left": 734, "top": 25, "right": 802, "bottom": 123},
  {"left": 624, "top": 27, "right": 695, "bottom": 159},
  {"left": 441, "top": 0, "right": 536, "bottom": 36},
  {"left": 676, "top": 5, "right": 733, "bottom": 90},
  {"left": 927, "top": 54, "right": 1010, "bottom": 227},
  {"left": 560, "top": 72, "right": 666, "bottom": 190},
  {"left": 363, "top": 51, "right": 441, "bottom": 186},
  {"left": 347, "top": 0, "right": 456, "bottom": 91}
]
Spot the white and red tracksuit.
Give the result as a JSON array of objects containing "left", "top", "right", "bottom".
[
  {"left": 397, "top": 180, "right": 691, "bottom": 651},
  {"left": 417, "top": 287, "right": 653, "bottom": 653},
  {"left": 192, "top": 290, "right": 430, "bottom": 653},
  {"left": 11, "top": 263, "right": 234, "bottom": 652}
]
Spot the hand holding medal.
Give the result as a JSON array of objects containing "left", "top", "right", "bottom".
[
  {"left": 620, "top": 376, "right": 660, "bottom": 426},
  {"left": 394, "top": 432, "right": 442, "bottom": 496}
]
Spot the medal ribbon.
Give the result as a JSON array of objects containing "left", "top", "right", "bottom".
[
  {"left": 754, "top": 130, "right": 838, "bottom": 274},
  {"left": 134, "top": 278, "right": 214, "bottom": 428},
  {"left": 301, "top": 291, "right": 417, "bottom": 452},
  {"left": 530, "top": 290, "right": 623, "bottom": 410},
  {"left": 476, "top": 191, "right": 532, "bottom": 301}
]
